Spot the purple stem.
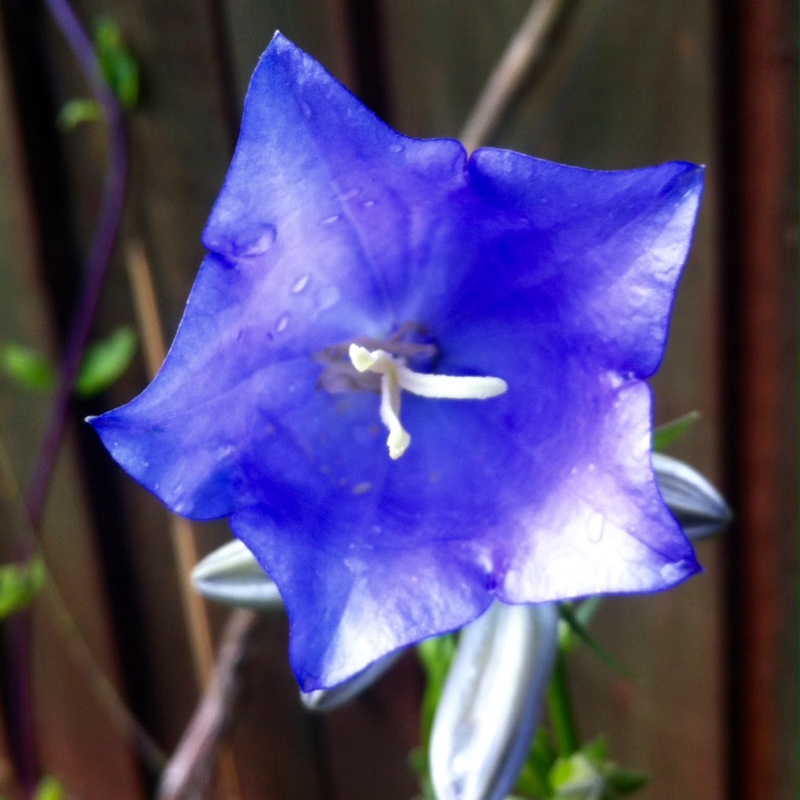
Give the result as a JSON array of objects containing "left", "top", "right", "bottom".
[
  {"left": 26, "top": 0, "right": 129, "bottom": 527},
  {"left": 11, "top": 0, "right": 128, "bottom": 795}
]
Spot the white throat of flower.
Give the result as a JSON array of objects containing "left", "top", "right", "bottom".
[{"left": 348, "top": 343, "right": 508, "bottom": 460}]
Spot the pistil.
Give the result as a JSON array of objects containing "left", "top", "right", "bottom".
[{"left": 349, "top": 344, "right": 508, "bottom": 459}]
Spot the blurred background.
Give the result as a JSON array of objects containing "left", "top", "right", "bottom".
[{"left": 0, "top": 0, "right": 796, "bottom": 798}]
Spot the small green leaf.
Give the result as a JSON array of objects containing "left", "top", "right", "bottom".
[
  {"left": 559, "top": 605, "right": 638, "bottom": 681},
  {"left": 581, "top": 736, "right": 608, "bottom": 764},
  {"left": 1, "top": 343, "right": 55, "bottom": 391},
  {"left": 0, "top": 557, "right": 45, "bottom": 619},
  {"left": 93, "top": 17, "right": 140, "bottom": 109},
  {"left": 34, "top": 776, "right": 64, "bottom": 800},
  {"left": 75, "top": 326, "right": 137, "bottom": 397},
  {"left": 58, "top": 98, "right": 104, "bottom": 130},
  {"left": 653, "top": 411, "right": 700, "bottom": 452}
]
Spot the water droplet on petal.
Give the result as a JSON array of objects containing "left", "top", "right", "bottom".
[
  {"left": 341, "top": 188, "right": 360, "bottom": 201},
  {"left": 586, "top": 511, "right": 606, "bottom": 544},
  {"left": 218, "top": 224, "right": 276, "bottom": 258},
  {"left": 321, "top": 214, "right": 340, "bottom": 225},
  {"left": 291, "top": 274, "right": 310, "bottom": 294},
  {"left": 351, "top": 481, "right": 372, "bottom": 496},
  {"left": 316, "top": 285, "right": 341, "bottom": 313},
  {"left": 389, "top": 142, "right": 404, "bottom": 154},
  {"left": 276, "top": 314, "right": 289, "bottom": 333},
  {"left": 361, "top": 199, "right": 376, "bottom": 208}
]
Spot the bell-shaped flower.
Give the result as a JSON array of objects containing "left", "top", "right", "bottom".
[{"left": 89, "top": 34, "right": 704, "bottom": 690}]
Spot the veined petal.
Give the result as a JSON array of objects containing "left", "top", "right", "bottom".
[{"left": 88, "top": 35, "right": 704, "bottom": 689}]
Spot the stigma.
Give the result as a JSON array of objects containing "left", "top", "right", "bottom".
[{"left": 349, "top": 344, "right": 508, "bottom": 459}]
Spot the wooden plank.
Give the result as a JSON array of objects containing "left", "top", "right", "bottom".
[
  {"left": 717, "top": 0, "right": 798, "bottom": 797},
  {"left": 379, "top": 2, "right": 723, "bottom": 798}
]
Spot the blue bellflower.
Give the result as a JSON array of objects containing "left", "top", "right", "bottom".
[{"left": 90, "top": 34, "right": 704, "bottom": 690}]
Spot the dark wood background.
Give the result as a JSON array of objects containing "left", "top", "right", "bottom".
[{"left": 0, "top": 1, "right": 796, "bottom": 798}]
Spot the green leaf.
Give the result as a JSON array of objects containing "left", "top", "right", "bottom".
[
  {"left": 559, "top": 605, "right": 638, "bottom": 681},
  {"left": 93, "top": 17, "right": 140, "bottom": 109},
  {"left": 653, "top": 411, "right": 700, "bottom": 452},
  {"left": 606, "top": 768, "right": 649, "bottom": 795},
  {"left": 0, "top": 557, "right": 45, "bottom": 619},
  {"left": 58, "top": 98, "right": 103, "bottom": 131},
  {"left": 34, "top": 776, "right": 64, "bottom": 800},
  {"left": 1, "top": 343, "right": 55, "bottom": 391},
  {"left": 515, "top": 726, "right": 556, "bottom": 798},
  {"left": 75, "top": 326, "right": 137, "bottom": 397}
]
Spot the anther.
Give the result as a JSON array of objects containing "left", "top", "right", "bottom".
[{"left": 349, "top": 344, "right": 508, "bottom": 459}]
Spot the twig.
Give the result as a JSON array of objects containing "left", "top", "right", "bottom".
[
  {"left": 459, "top": 0, "right": 571, "bottom": 152},
  {"left": 0, "top": 438, "right": 167, "bottom": 777},
  {"left": 156, "top": 610, "right": 258, "bottom": 800}
]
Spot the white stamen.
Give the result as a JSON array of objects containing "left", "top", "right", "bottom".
[{"left": 349, "top": 343, "right": 508, "bottom": 459}]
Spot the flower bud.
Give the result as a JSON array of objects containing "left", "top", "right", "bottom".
[
  {"left": 430, "top": 601, "right": 559, "bottom": 800},
  {"left": 191, "top": 539, "right": 282, "bottom": 610},
  {"left": 653, "top": 452, "right": 732, "bottom": 540}
]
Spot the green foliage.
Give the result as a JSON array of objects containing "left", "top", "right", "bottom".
[
  {"left": 558, "top": 604, "right": 637, "bottom": 681},
  {"left": 93, "top": 17, "right": 140, "bottom": 110},
  {"left": 653, "top": 411, "right": 700, "bottom": 452},
  {"left": 515, "top": 727, "right": 558, "bottom": 798},
  {"left": 0, "top": 557, "right": 44, "bottom": 619},
  {"left": 58, "top": 98, "right": 103, "bottom": 130},
  {"left": 549, "top": 738, "right": 648, "bottom": 800},
  {"left": 74, "top": 326, "right": 138, "bottom": 397},
  {"left": 34, "top": 776, "right": 65, "bottom": 800},
  {"left": 59, "top": 16, "right": 139, "bottom": 130},
  {"left": 1, "top": 343, "right": 55, "bottom": 390},
  {"left": 1, "top": 327, "right": 137, "bottom": 398}
]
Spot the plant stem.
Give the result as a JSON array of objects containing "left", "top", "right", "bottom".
[{"left": 546, "top": 648, "right": 578, "bottom": 756}]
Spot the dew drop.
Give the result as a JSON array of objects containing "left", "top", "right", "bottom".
[
  {"left": 586, "top": 511, "right": 606, "bottom": 544},
  {"left": 290, "top": 274, "right": 310, "bottom": 294},
  {"left": 276, "top": 314, "right": 289, "bottom": 333},
  {"left": 222, "top": 225, "right": 276, "bottom": 258},
  {"left": 341, "top": 188, "right": 360, "bottom": 201},
  {"left": 351, "top": 481, "right": 372, "bottom": 496},
  {"left": 389, "top": 142, "right": 404, "bottom": 154},
  {"left": 361, "top": 199, "right": 376, "bottom": 208},
  {"left": 316, "top": 285, "right": 341, "bottom": 313},
  {"left": 321, "top": 214, "right": 340, "bottom": 225}
]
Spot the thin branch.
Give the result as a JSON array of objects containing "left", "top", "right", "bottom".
[
  {"left": 0, "top": 438, "right": 167, "bottom": 776},
  {"left": 459, "top": 0, "right": 572, "bottom": 152},
  {"left": 156, "top": 610, "right": 258, "bottom": 800}
]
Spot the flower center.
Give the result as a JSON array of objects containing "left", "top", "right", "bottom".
[{"left": 348, "top": 344, "right": 507, "bottom": 459}]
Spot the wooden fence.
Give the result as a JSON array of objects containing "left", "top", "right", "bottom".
[{"left": 0, "top": 0, "right": 795, "bottom": 798}]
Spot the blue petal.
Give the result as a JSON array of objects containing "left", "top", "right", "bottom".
[{"left": 89, "top": 35, "right": 704, "bottom": 688}]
